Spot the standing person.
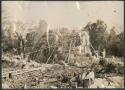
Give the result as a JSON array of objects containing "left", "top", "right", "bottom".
[
  {"left": 53, "top": 53, "right": 58, "bottom": 63},
  {"left": 95, "top": 50, "right": 99, "bottom": 58},
  {"left": 102, "top": 48, "right": 106, "bottom": 58}
]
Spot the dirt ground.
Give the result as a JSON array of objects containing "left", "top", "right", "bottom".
[{"left": 2, "top": 54, "right": 124, "bottom": 89}]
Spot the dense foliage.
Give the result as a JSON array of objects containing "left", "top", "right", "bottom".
[
  {"left": 2, "top": 18, "right": 123, "bottom": 64},
  {"left": 84, "top": 20, "right": 123, "bottom": 57}
]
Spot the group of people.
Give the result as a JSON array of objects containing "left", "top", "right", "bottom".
[{"left": 94, "top": 48, "right": 106, "bottom": 58}]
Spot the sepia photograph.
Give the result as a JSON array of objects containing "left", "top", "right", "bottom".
[{"left": 1, "top": 1, "right": 124, "bottom": 89}]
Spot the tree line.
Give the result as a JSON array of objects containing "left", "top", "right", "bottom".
[{"left": 2, "top": 18, "right": 123, "bottom": 63}]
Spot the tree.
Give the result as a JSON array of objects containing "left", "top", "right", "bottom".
[
  {"left": 106, "top": 27, "right": 123, "bottom": 57},
  {"left": 33, "top": 20, "right": 48, "bottom": 46},
  {"left": 2, "top": 5, "right": 14, "bottom": 53},
  {"left": 84, "top": 20, "right": 108, "bottom": 54}
]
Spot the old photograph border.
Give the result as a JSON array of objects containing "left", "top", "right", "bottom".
[{"left": 0, "top": 0, "right": 124, "bottom": 90}]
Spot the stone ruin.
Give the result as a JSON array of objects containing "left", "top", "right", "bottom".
[{"left": 79, "top": 30, "right": 91, "bottom": 56}]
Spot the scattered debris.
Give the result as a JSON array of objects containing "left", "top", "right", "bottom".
[{"left": 2, "top": 52, "right": 124, "bottom": 89}]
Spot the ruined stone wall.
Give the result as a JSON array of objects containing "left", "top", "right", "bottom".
[{"left": 79, "top": 30, "right": 91, "bottom": 55}]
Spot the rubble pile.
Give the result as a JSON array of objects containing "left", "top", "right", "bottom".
[
  {"left": 2, "top": 53, "right": 41, "bottom": 73},
  {"left": 2, "top": 54, "right": 124, "bottom": 89}
]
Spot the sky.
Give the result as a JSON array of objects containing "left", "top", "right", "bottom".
[{"left": 2, "top": 1, "right": 124, "bottom": 32}]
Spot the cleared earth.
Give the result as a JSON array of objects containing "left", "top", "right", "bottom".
[{"left": 2, "top": 53, "right": 124, "bottom": 89}]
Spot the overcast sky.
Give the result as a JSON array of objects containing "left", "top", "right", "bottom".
[{"left": 2, "top": 1, "right": 124, "bottom": 31}]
